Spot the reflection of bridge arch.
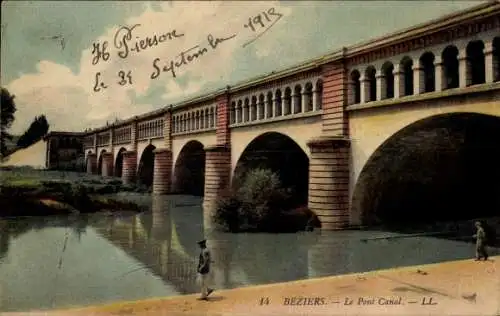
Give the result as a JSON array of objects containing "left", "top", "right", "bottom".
[
  {"left": 97, "top": 149, "right": 107, "bottom": 175},
  {"left": 233, "top": 132, "right": 309, "bottom": 207},
  {"left": 137, "top": 144, "right": 156, "bottom": 187},
  {"left": 114, "top": 147, "right": 127, "bottom": 177},
  {"left": 351, "top": 112, "right": 500, "bottom": 227},
  {"left": 173, "top": 141, "right": 205, "bottom": 196}
]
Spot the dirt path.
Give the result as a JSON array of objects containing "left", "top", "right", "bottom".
[{"left": 8, "top": 256, "right": 500, "bottom": 316}]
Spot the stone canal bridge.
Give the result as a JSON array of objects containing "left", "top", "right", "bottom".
[{"left": 81, "top": 2, "right": 500, "bottom": 230}]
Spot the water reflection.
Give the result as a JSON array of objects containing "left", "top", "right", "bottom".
[{"left": 0, "top": 194, "right": 498, "bottom": 312}]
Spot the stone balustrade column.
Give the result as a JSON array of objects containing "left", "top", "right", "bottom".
[
  {"left": 101, "top": 152, "right": 114, "bottom": 177},
  {"left": 307, "top": 137, "right": 350, "bottom": 230},
  {"left": 312, "top": 88, "right": 320, "bottom": 110},
  {"left": 393, "top": 64, "right": 404, "bottom": 98},
  {"left": 376, "top": 71, "right": 386, "bottom": 101},
  {"left": 264, "top": 99, "right": 269, "bottom": 118},
  {"left": 434, "top": 56, "right": 444, "bottom": 92},
  {"left": 301, "top": 90, "right": 307, "bottom": 112},
  {"left": 291, "top": 92, "right": 299, "bottom": 114},
  {"left": 359, "top": 76, "right": 369, "bottom": 103},
  {"left": 412, "top": 65, "right": 425, "bottom": 95},
  {"left": 152, "top": 148, "right": 172, "bottom": 195},
  {"left": 242, "top": 105, "right": 247, "bottom": 122},
  {"left": 484, "top": 40, "right": 495, "bottom": 83},
  {"left": 458, "top": 49, "right": 470, "bottom": 88},
  {"left": 86, "top": 153, "right": 97, "bottom": 175},
  {"left": 122, "top": 151, "right": 137, "bottom": 185},
  {"left": 273, "top": 98, "right": 279, "bottom": 116}
]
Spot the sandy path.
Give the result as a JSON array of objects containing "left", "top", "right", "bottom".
[{"left": 8, "top": 255, "right": 499, "bottom": 316}]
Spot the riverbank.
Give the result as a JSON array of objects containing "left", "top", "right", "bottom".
[
  {"left": 0, "top": 167, "right": 146, "bottom": 216},
  {"left": 16, "top": 255, "right": 499, "bottom": 316}
]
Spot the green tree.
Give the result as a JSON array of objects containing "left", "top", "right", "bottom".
[
  {"left": 0, "top": 87, "right": 17, "bottom": 159},
  {"left": 17, "top": 115, "right": 50, "bottom": 148}
]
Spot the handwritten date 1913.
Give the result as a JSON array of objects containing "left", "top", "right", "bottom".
[{"left": 244, "top": 8, "right": 283, "bottom": 33}]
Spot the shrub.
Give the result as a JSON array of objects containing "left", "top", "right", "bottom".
[{"left": 213, "top": 168, "right": 295, "bottom": 232}]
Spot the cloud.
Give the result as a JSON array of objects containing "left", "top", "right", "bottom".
[{"left": 6, "top": 1, "right": 292, "bottom": 134}]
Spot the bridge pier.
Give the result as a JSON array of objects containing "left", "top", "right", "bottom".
[
  {"left": 101, "top": 152, "right": 114, "bottom": 177},
  {"left": 203, "top": 145, "right": 231, "bottom": 206},
  {"left": 307, "top": 137, "right": 351, "bottom": 230},
  {"left": 122, "top": 151, "right": 137, "bottom": 185},
  {"left": 152, "top": 148, "right": 172, "bottom": 195},
  {"left": 86, "top": 153, "right": 97, "bottom": 175}
]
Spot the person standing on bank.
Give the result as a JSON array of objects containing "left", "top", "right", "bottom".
[
  {"left": 473, "top": 221, "right": 488, "bottom": 261},
  {"left": 197, "top": 239, "right": 214, "bottom": 300}
]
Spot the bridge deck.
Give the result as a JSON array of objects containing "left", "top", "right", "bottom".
[{"left": 25, "top": 255, "right": 499, "bottom": 316}]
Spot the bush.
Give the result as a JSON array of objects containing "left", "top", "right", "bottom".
[{"left": 213, "top": 168, "right": 310, "bottom": 232}]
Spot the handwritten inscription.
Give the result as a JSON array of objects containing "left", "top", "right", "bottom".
[
  {"left": 91, "top": 42, "right": 110, "bottom": 66},
  {"left": 113, "top": 24, "right": 184, "bottom": 59},
  {"left": 242, "top": 8, "right": 283, "bottom": 48},
  {"left": 89, "top": 7, "right": 283, "bottom": 93},
  {"left": 150, "top": 33, "right": 236, "bottom": 80}
]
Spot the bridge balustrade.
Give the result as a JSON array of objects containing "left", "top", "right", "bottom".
[
  {"left": 172, "top": 104, "right": 217, "bottom": 135},
  {"left": 96, "top": 132, "right": 110, "bottom": 147},
  {"left": 83, "top": 135, "right": 94, "bottom": 149},
  {"left": 229, "top": 76, "right": 323, "bottom": 127},
  {"left": 137, "top": 118, "right": 164, "bottom": 140},
  {"left": 113, "top": 126, "right": 132, "bottom": 145},
  {"left": 348, "top": 33, "right": 500, "bottom": 107}
]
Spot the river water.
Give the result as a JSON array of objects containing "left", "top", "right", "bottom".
[{"left": 0, "top": 193, "right": 498, "bottom": 312}]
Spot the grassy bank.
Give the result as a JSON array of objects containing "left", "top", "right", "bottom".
[{"left": 0, "top": 167, "right": 147, "bottom": 216}]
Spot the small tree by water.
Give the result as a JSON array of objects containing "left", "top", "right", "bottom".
[{"left": 213, "top": 168, "right": 318, "bottom": 233}]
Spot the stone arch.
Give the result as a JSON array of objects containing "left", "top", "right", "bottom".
[
  {"left": 266, "top": 91, "right": 273, "bottom": 118},
  {"left": 258, "top": 93, "right": 266, "bottom": 119},
  {"left": 237, "top": 100, "right": 243, "bottom": 123},
  {"left": 233, "top": 132, "right": 309, "bottom": 207},
  {"left": 251, "top": 96, "right": 258, "bottom": 121},
  {"left": 494, "top": 37, "right": 500, "bottom": 82},
  {"left": 97, "top": 149, "right": 107, "bottom": 175},
  {"left": 364, "top": 66, "right": 376, "bottom": 102},
  {"left": 244, "top": 98, "right": 250, "bottom": 123},
  {"left": 284, "top": 87, "right": 292, "bottom": 115},
  {"left": 419, "top": 52, "right": 435, "bottom": 93},
  {"left": 274, "top": 89, "right": 282, "bottom": 116},
  {"left": 114, "top": 147, "right": 127, "bottom": 177},
  {"left": 293, "top": 84, "right": 302, "bottom": 114},
  {"left": 230, "top": 101, "right": 236, "bottom": 124},
  {"left": 137, "top": 144, "right": 156, "bottom": 188},
  {"left": 400, "top": 56, "right": 414, "bottom": 96},
  {"left": 441, "top": 45, "right": 459, "bottom": 89},
  {"left": 381, "top": 61, "right": 394, "bottom": 100},
  {"left": 303, "top": 82, "right": 313, "bottom": 111},
  {"left": 173, "top": 140, "right": 205, "bottom": 196},
  {"left": 466, "top": 40, "right": 485, "bottom": 86},
  {"left": 315, "top": 79, "right": 323, "bottom": 109},
  {"left": 350, "top": 70, "right": 361, "bottom": 105},
  {"left": 351, "top": 112, "right": 500, "bottom": 227}
]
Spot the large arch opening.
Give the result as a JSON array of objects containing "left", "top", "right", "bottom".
[
  {"left": 233, "top": 132, "right": 309, "bottom": 208},
  {"left": 137, "top": 144, "right": 156, "bottom": 188},
  {"left": 173, "top": 141, "right": 205, "bottom": 196},
  {"left": 352, "top": 112, "right": 500, "bottom": 229},
  {"left": 114, "top": 147, "right": 127, "bottom": 177},
  {"left": 97, "top": 149, "right": 107, "bottom": 175}
]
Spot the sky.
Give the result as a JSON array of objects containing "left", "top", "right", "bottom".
[{"left": 1, "top": 0, "right": 483, "bottom": 134}]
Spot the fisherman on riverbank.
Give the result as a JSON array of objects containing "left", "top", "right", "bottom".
[
  {"left": 473, "top": 221, "right": 489, "bottom": 261},
  {"left": 197, "top": 239, "right": 214, "bottom": 300}
]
